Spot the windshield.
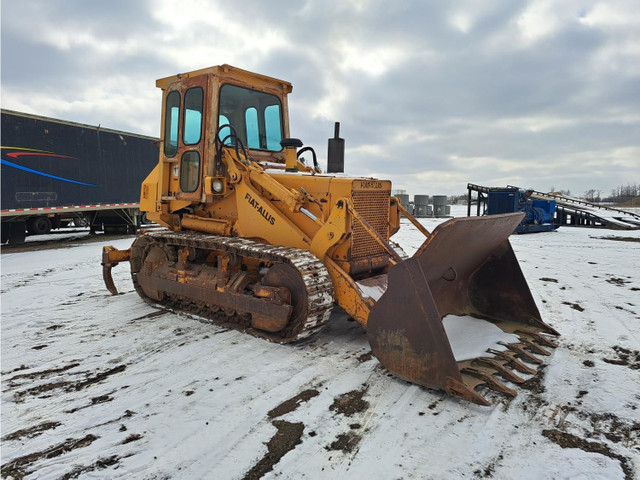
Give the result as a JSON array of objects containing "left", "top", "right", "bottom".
[{"left": 218, "top": 84, "right": 284, "bottom": 152}]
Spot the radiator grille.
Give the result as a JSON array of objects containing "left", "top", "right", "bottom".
[{"left": 351, "top": 188, "right": 391, "bottom": 259}]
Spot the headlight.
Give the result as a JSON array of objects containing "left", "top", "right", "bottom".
[{"left": 212, "top": 179, "right": 224, "bottom": 193}]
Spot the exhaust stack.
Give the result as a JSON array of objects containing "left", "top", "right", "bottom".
[{"left": 327, "top": 122, "right": 344, "bottom": 173}]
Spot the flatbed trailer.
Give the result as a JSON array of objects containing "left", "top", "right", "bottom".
[{"left": 1, "top": 109, "right": 158, "bottom": 244}]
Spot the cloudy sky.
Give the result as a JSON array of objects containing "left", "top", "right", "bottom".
[{"left": 2, "top": 0, "right": 639, "bottom": 196}]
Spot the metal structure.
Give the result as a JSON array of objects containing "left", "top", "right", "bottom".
[
  {"left": 510, "top": 187, "right": 640, "bottom": 230},
  {"left": 102, "top": 65, "right": 558, "bottom": 406},
  {"left": 468, "top": 183, "right": 640, "bottom": 231},
  {"left": 467, "top": 184, "right": 559, "bottom": 234}
]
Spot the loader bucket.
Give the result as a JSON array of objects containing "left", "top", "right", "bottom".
[{"left": 367, "top": 213, "right": 558, "bottom": 405}]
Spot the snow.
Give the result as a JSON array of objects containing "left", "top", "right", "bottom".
[
  {"left": 355, "top": 280, "right": 386, "bottom": 302},
  {"left": 442, "top": 315, "right": 518, "bottom": 362},
  {"left": 2, "top": 205, "right": 640, "bottom": 479}
]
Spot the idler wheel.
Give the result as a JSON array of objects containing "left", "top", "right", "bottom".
[
  {"left": 256, "top": 263, "right": 308, "bottom": 335},
  {"left": 137, "top": 244, "right": 174, "bottom": 302}
]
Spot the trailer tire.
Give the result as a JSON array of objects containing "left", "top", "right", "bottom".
[
  {"left": 73, "top": 216, "right": 89, "bottom": 227},
  {"left": 27, "top": 216, "right": 52, "bottom": 235}
]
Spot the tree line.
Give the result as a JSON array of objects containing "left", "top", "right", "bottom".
[{"left": 576, "top": 183, "right": 638, "bottom": 203}]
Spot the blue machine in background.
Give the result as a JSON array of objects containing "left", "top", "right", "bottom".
[
  {"left": 467, "top": 184, "right": 559, "bottom": 234},
  {"left": 487, "top": 188, "right": 558, "bottom": 233}
]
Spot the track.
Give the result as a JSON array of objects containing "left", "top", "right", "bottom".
[{"left": 129, "top": 231, "right": 335, "bottom": 343}]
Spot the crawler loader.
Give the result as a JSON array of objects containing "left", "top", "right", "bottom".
[{"left": 102, "top": 65, "right": 558, "bottom": 406}]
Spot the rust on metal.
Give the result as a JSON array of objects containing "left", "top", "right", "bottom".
[
  {"left": 500, "top": 343, "right": 543, "bottom": 365},
  {"left": 461, "top": 367, "right": 517, "bottom": 397},
  {"left": 367, "top": 213, "right": 558, "bottom": 405},
  {"left": 128, "top": 231, "right": 334, "bottom": 343},
  {"left": 472, "top": 358, "right": 525, "bottom": 384},
  {"left": 101, "top": 246, "right": 132, "bottom": 295},
  {"left": 488, "top": 349, "right": 538, "bottom": 375},
  {"left": 520, "top": 338, "right": 551, "bottom": 356},
  {"left": 102, "top": 265, "right": 118, "bottom": 295},
  {"left": 444, "top": 376, "right": 491, "bottom": 406},
  {"left": 515, "top": 329, "right": 558, "bottom": 348}
]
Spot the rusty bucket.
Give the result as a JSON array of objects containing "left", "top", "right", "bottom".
[{"left": 367, "top": 213, "right": 558, "bottom": 405}]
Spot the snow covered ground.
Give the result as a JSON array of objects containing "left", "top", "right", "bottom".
[{"left": 2, "top": 206, "right": 639, "bottom": 479}]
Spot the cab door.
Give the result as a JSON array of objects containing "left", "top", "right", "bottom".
[{"left": 162, "top": 75, "right": 207, "bottom": 202}]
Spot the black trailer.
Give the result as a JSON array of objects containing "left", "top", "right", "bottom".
[{"left": 1, "top": 109, "right": 158, "bottom": 244}]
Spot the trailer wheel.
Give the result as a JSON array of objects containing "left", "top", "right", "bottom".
[
  {"left": 73, "top": 216, "right": 90, "bottom": 227},
  {"left": 27, "top": 216, "right": 52, "bottom": 235}
]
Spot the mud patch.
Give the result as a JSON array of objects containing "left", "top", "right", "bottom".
[
  {"left": 68, "top": 364, "right": 127, "bottom": 391},
  {"left": 15, "top": 365, "right": 126, "bottom": 400},
  {"left": 1, "top": 434, "right": 98, "bottom": 479},
  {"left": 242, "top": 420, "right": 304, "bottom": 480},
  {"left": 474, "top": 453, "right": 503, "bottom": 478},
  {"left": 65, "top": 394, "right": 114, "bottom": 413},
  {"left": 326, "top": 432, "right": 362, "bottom": 453},
  {"left": 542, "top": 429, "right": 634, "bottom": 480},
  {"left": 607, "top": 277, "right": 630, "bottom": 286},
  {"left": 6, "top": 362, "right": 81, "bottom": 383},
  {"left": 595, "top": 236, "right": 640, "bottom": 243},
  {"left": 329, "top": 386, "right": 369, "bottom": 417},
  {"left": 585, "top": 411, "right": 640, "bottom": 445},
  {"left": 519, "top": 365, "right": 547, "bottom": 394},
  {"left": 122, "top": 433, "right": 143, "bottom": 444},
  {"left": 59, "top": 455, "right": 120, "bottom": 480},
  {"left": 539, "top": 277, "right": 558, "bottom": 283},
  {"left": 2, "top": 421, "right": 62, "bottom": 442},
  {"left": 562, "top": 301, "right": 585, "bottom": 312},
  {"left": 15, "top": 380, "right": 73, "bottom": 400},
  {"left": 602, "top": 346, "right": 640, "bottom": 369},
  {"left": 268, "top": 389, "right": 319, "bottom": 419},
  {"left": 356, "top": 351, "right": 373, "bottom": 363},
  {"left": 132, "top": 309, "right": 169, "bottom": 321}
]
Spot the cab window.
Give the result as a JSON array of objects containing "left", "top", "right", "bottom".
[
  {"left": 180, "top": 151, "right": 200, "bottom": 192},
  {"left": 218, "top": 84, "right": 283, "bottom": 151},
  {"left": 164, "top": 91, "right": 180, "bottom": 157},
  {"left": 183, "top": 87, "right": 203, "bottom": 145},
  {"left": 218, "top": 114, "right": 232, "bottom": 145}
]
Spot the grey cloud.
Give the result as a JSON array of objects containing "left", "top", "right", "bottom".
[{"left": 1, "top": 0, "right": 638, "bottom": 195}]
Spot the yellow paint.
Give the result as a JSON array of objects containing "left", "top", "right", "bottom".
[{"left": 136, "top": 63, "right": 401, "bottom": 326}]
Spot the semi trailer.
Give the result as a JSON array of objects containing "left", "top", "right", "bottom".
[{"left": 1, "top": 109, "right": 158, "bottom": 244}]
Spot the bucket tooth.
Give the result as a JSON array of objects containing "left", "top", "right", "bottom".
[
  {"left": 520, "top": 338, "right": 551, "bottom": 356},
  {"left": 499, "top": 342, "right": 543, "bottom": 365},
  {"left": 515, "top": 330, "right": 558, "bottom": 348},
  {"left": 473, "top": 358, "right": 525, "bottom": 384},
  {"left": 461, "top": 367, "right": 517, "bottom": 397},
  {"left": 489, "top": 349, "right": 538, "bottom": 375},
  {"left": 445, "top": 377, "right": 491, "bottom": 406}
]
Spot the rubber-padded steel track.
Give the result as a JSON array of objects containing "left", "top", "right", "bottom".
[{"left": 130, "top": 231, "right": 334, "bottom": 343}]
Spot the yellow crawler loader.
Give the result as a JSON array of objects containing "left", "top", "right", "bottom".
[{"left": 102, "top": 65, "right": 558, "bottom": 406}]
